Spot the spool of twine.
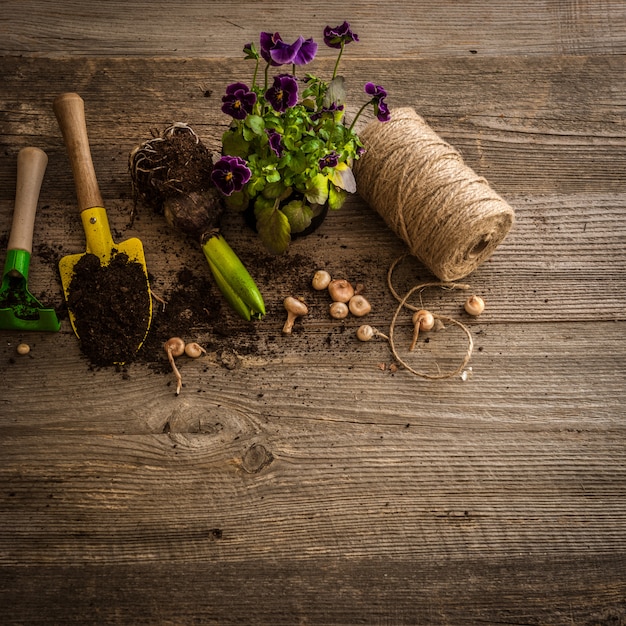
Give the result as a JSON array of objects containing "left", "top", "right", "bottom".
[{"left": 354, "top": 107, "right": 514, "bottom": 281}]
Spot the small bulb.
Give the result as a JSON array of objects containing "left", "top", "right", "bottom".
[
  {"left": 185, "top": 342, "right": 206, "bottom": 358},
  {"left": 349, "top": 295, "right": 371, "bottom": 317},
  {"left": 164, "top": 337, "right": 185, "bottom": 357},
  {"left": 328, "top": 279, "right": 354, "bottom": 303},
  {"left": 312, "top": 270, "right": 332, "bottom": 291},
  {"left": 412, "top": 309, "right": 435, "bottom": 331},
  {"left": 16, "top": 343, "right": 30, "bottom": 355},
  {"left": 357, "top": 325, "right": 375, "bottom": 342},
  {"left": 409, "top": 309, "right": 435, "bottom": 351},
  {"left": 464, "top": 295, "right": 485, "bottom": 316},
  {"left": 329, "top": 301, "right": 349, "bottom": 319},
  {"left": 283, "top": 296, "right": 308, "bottom": 334}
]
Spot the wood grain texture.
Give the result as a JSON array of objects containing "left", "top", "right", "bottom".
[
  {"left": 2, "top": 0, "right": 626, "bottom": 58},
  {"left": 0, "top": 3, "right": 625, "bottom": 624}
]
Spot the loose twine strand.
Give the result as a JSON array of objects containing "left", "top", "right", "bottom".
[
  {"left": 354, "top": 107, "right": 514, "bottom": 282},
  {"left": 378, "top": 254, "right": 474, "bottom": 380}
]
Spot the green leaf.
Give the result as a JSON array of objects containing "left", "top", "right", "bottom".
[
  {"left": 265, "top": 169, "right": 281, "bottom": 183},
  {"left": 245, "top": 114, "right": 265, "bottom": 135},
  {"left": 328, "top": 185, "right": 348, "bottom": 210},
  {"left": 262, "top": 180, "right": 288, "bottom": 199},
  {"left": 305, "top": 173, "right": 329, "bottom": 205},
  {"left": 301, "top": 137, "right": 324, "bottom": 154},
  {"left": 247, "top": 175, "right": 266, "bottom": 196},
  {"left": 289, "top": 151, "right": 307, "bottom": 174},
  {"left": 224, "top": 190, "right": 249, "bottom": 212},
  {"left": 222, "top": 129, "right": 250, "bottom": 158},
  {"left": 282, "top": 200, "right": 313, "bottom": 234},
  {"left": 255, "top": 202, "right": 291, "bottom": 254}
]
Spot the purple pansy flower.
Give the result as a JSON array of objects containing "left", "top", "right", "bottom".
[
  {"left": 364, "top": 82, "right": 387, "bottom": 100},
  {"left": 221, "top": 82, "right": 257, "bottom": 120},
  {"left": 319, "top": 151, "right": 340, "bottom": 170},
  {"left": 265, "top": 74, "right": 299, "bottom": 112},
  {"left": 260, "top": 32, "right": 318, "bottom": 66},
  {"left": 293, "top": 37, "right": 318, "bottom": 65},
  {"left": 365, "top": 82, "right": 391, "bottom": 122},
  {"left": 323, "top": 22, "right": 359, "bottom": 48},
  {"left": 266, "top": 128, "right": 283, "bottom": 157},
  {"left": 211, "top": 155, "right": 251, "bottom": 196},
  {"left": 260, "top": 32, "right": 296, "bottom": 66}
]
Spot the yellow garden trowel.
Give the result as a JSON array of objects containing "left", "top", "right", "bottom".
[
  {"left": 0, "top": 147, "right": 61, "bottom": 331},
  {"left": 53, "top": 92, "right": 152, "bottom": 357}
]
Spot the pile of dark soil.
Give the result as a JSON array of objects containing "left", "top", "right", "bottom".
[{"left": 66, "top": 251, "right": 151, "bottom": 367}]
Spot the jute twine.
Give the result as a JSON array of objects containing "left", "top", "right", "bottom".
[
  {"left": 354, "top": 107, "right": 515, "bottom": 281},
  {"left": 385, "top": 254, "right": 473, "bottom": 380}
]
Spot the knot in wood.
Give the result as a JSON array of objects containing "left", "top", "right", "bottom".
[{"left": 241, "top": 443, "right": 274, "bottom": 474}]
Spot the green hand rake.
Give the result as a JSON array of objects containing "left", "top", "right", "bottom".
[{"left": 0, "top": 147, "right": 61, "bottom": 332}]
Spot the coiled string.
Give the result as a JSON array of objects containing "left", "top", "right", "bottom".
[
  {"left": 385, "top": 255, "right": 474, "bottom": 380},
  {"left": 354, "top": 107, "right": 514, "bottom": 281}
]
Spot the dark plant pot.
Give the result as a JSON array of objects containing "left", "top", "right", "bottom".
[{"left": 242, "top": 200, "right": 329, "bottom": 240}]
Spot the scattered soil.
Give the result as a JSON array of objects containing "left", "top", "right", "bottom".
[
  {"left": 137, "top": 248, "right": 320, "bottom": 374},
  {"left": 20, "top": 230, "right": 333, "bottom": 373}
]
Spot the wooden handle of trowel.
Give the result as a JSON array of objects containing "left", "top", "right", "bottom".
[
  {"left": 53, "top": 92, "right": 104, "bottom": 213},
  {"left": 7, "top": 147, "right": 48, "bottom": 254}
]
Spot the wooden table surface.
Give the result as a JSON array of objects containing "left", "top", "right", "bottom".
[{"left": 1, "top": 2, "right": 625, "bottom": 624}]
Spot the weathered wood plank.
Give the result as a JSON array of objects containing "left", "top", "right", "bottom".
[
  {"left": 1, "top": 355, "right": 625, "bottom": 572},
  {"left": 1, "top": 319, "right": 625, "bottom": 431},
  {"left": 1, "top": 386, "right": 624, "bottom": 621},
  {"left": 2, "top": 0, "right": 625, "bottom": 58},
  {"left": 1, "top": 556, "right": 624, "bottom": 625}
]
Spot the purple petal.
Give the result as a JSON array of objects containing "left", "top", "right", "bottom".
[
  {"left": 364, "top": 82, "right": 387, "bottom": 98},
  {"left": 270, "top": 35, "right": 303, "bottom": 65},
  {"left": 376, "top": 100, "right": 391, "bottom": 122},
  {"left": 266, "top": 129, "right": 283, "bottom": 157},
  {"left": 260, "top": 31, "right": 281, "bottom": 64},
  {"left": 293, "top": 37, "right": 318, "bottom": 65},
  {"left": 226, "top": 82, "right": 250, "bottom": 95}
]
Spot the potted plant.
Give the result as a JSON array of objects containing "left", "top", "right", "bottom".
[{"left": 211, "top": 21, "right": 390, "bottom": 254}]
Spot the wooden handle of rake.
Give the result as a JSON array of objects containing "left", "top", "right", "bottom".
[{"left": 8, "top": 147, "right": 49, "bottom": 254}]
